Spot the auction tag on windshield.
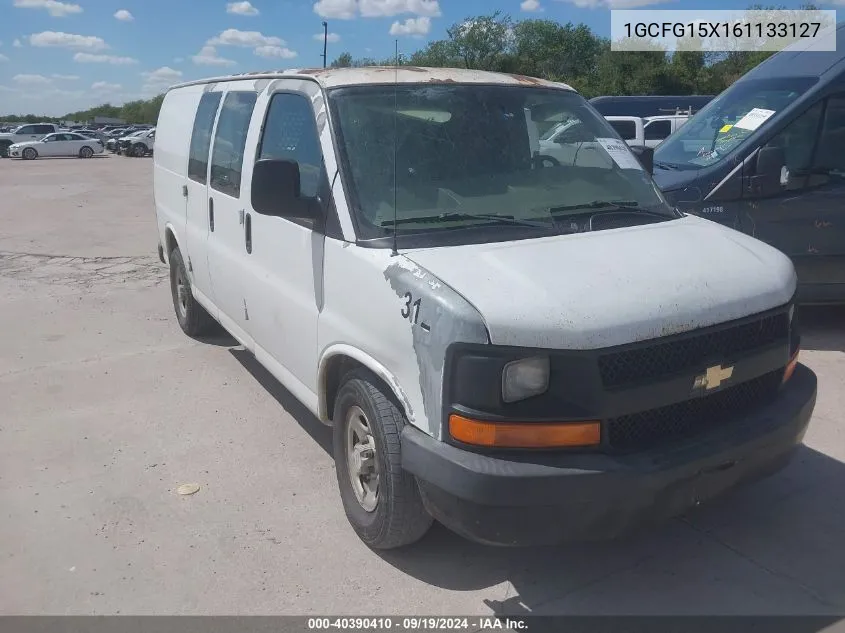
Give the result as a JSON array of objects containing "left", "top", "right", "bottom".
[
  {"left": 733, "top": 108, "right": 776, "bottom": 131},
  {"left": 596, "top": 138, "right": 643, "bottom": 170}
]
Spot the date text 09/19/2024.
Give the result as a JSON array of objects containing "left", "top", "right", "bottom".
[{"left": 306, "top": 617, "right": 528, "bottom": 631}]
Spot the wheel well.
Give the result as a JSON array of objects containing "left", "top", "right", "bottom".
[
  {"left": 323, "top": 355, "right": 364, "bottom": 422},
  {"left": 322, "top": 355, "right": 407, "bottom": 423},
  {"left": 164, "top": 228, "right": 178, "bottom": 261}
]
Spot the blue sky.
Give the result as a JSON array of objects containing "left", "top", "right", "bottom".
[{"left": 0, "top": 0, "right": 837, "bottom": 116}]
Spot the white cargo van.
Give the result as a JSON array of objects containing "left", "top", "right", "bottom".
[
  {"left": 607, "top": 115, "right": 689, "bottom": 147},
  {"left": 154, "top": 67, "right": 815, "bottom": 549}
]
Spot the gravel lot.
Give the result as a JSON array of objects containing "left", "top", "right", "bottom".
[{"left": 2, "top": 154, "right": 845, "bottom": 616}]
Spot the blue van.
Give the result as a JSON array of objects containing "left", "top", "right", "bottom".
[{"left": 653, "top": 23, "right": 845, "bottom": 304}]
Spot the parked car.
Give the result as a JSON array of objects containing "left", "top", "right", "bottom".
[
  {"left": 109, "top": 129, "right": 146, "bottom": 153},
  {"left": 606, "top": 115, "right": 689, "bottom": 148},
  {"left": 119, "top": 127, "right": 155, "bottom": 157},
  {"left": 8, "top": 131, "right": 104, "bottom": 160},
  {"left": 78, "top": 129, "right": 108, "bottom": 144},
  {"left": 653, "top": 21, "right": 845, "bottom": 304},
  {"left": 0, "top": 123, "right": 59, "bottom": 157},
  {"left": 154, "top": 66, "right": 814, "bottom": 550},
  {"left": 590, "top": 95, "right": 715, "bottom": 117}
]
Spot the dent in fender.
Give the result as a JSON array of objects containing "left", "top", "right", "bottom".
[
  {"left": 317, "top": 346, "right": 415, "bottom": 427},
  {"left": 383, "top": 258, "right": 489, "bottom": 438}
]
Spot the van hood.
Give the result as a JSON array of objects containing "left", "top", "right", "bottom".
[{"left": 403, "top": 214, "right": 795, "bottom": 350}]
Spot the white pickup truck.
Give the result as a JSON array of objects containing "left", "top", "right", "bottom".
[
  {"left": 0, "top": 123, "right": 60, "bottom": 158},
  {"left": 606, "top": 115, "right": 689, "bottom": 147}
]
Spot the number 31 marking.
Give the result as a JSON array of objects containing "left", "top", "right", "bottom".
[{"left": 401, "top": 292, "right": 421, "bottom": 324}]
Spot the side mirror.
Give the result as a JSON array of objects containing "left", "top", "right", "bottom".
[
  {"left": 756, "top": 145, "right": 785, "bottom": 177},
  {"left": 251, "top": 158, "right": 319, "bottom": 220},
  {"left": 628, "top": 145, "right": 654, "bottom": 175}
]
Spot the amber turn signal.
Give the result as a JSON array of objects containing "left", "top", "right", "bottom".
[
  {"left": 449, "top": 414, "right": 601, "bottom": 448},
  {"left": 783, "top": 347, "right": 800, "bottom": 384}
]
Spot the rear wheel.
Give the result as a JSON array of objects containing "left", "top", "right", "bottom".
[
  {"left": 22, "top": 147, "right": 37, "bottom": 160},
  {"left": 168, "top": 247, "right": 216, "bottom": 337},
  {"left": 333, "top": 369, "right": 433, "bottom": 550},
  {"left": 79, "top": 146, "right": 94, "bottom": 159}
]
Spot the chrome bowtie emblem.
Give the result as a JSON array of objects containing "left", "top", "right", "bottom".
[{"left": 693, "top": 364, "right": 734, "bottom": 390}]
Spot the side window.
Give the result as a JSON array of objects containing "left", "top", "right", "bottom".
[
  {"left": 609, "top": 120, "right": 635, "bottom": 140},
  {"left": 188, "top": 91, "right": 223, "bottom": 184},
  {"left": 644, "top": 120, "right": 671, "bottom": 141},
  {"left": 761, "top": 101, "right": 823, "bottom": 190},
  {"left": 38, "top": 125, "right": 55, "bottom": 134},
  {"left": 209, "top": 91, "right": 257, "bottom": 198},
  {"left": 257, "top": 92, "right": 324, "bottom": 198},
  {"left": 17, "top": 125, "right": 36, "bottom": 135},
  {"left": 812, "top": 95, "right": 845, "bottom": 176}
]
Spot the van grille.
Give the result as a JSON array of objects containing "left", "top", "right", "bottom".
[
  {"left": 606, "top": 369, "right": 783, "bottom": 452},
  {"left": 598, "top": 311, "right": 789, "bottom": 388}
]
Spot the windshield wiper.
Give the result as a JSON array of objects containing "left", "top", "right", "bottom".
[
  {"left": 380, "top": 212, "right": 551, "bottom": 229},
  {"left": 548, "top": 200, "right": 640, "bottom": 214},
  {"left": 653, "top": 160, "right": 679, "bottom": 170}
]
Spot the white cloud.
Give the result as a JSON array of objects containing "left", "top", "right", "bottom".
[
  {"left": 13, "top": 39, "right": 23, "bottom": 48},
  {"left": 227, "top": 1, "right": 259, "bottom": 15},
  {"left": 192, "top": 45, "right": 236, "bottom": 66},
  {"left": 74, "top": 52, "right": 138, "bottom": 65},
  {"left": 13, "top": 0, "right": 82, "bottom": 17},
  {"left": 389, "top": 16, "right": 431, "bottom": 37},
  {"left": 114, "top": 9, "right": 134, "bottom": 21},
  {"left": 360, "top": 0, "right": 440, "bottom": 17},
  {"left": 52, "top": 73, "right": 79, "bottom": 79},
  {"left": 14, "top": 73, "right": 52, "bottom": 85},
  {"left": 92, "top": 81, "right": 122, "bottom": 91},
  {"left": 313, "top": 0, "right": 357, "bottom": 19},
  {"left": 0, "top": 54, "right": 9, "bottom": 62},
  {"left": 142, "top": 66, "right": 183, "bottom": 94},
  {"left": 555, "top": 0, "right": 672, "bottom": 7},
  {"left": 254, "top": 45, "right": 298, "bottom": 59},
  {"left": 208, "top": 28, "right": 282, "bottom": 47},
  {"left": 313, "top": 0, "right": 440, "bottom": 18},
  {"left": 30, "top": 31, "right": 108, "bottom": 51},
  {"left": 521, "top": 0, "right": 542, "bottom": 11},
  {"left": 313, "top": 32, "right": 341, "bottom": 42}
]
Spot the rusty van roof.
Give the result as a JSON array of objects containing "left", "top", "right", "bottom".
[{"left": 169, "top": 66, "right": 575, "bottom": 92}]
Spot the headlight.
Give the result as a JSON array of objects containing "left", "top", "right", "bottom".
[{"left": 502, "top": 356, "right": 550, "bottom": 403}]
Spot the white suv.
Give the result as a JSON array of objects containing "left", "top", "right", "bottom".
[{"left": 0, "top": 123, "right": 59, "bottom": 157}]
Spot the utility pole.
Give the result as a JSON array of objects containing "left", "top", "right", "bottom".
[{"left": 321, "top": 21, "right": 328, "bottom": 68}]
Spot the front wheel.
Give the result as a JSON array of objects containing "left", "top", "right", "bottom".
[
  {"left": 0, "top": 143, "right": 10, "bottom": 158},
  {"left": 132, "top": 143, "right": 146, "bottom": 157},
  {"left": 22, "top": 148, "right": 37, "bottom": 160},
  {"left": 333, "top": 369, "right": 433, "bottom": 550},
  {"left": 79, "top": 146, "right": 94, "bottom": 159}
]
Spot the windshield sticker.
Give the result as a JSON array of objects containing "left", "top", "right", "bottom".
[
  {"left": 596, "top": 138, "right": 643, "bottom": 170},
  {"left": 733, "top": 108, "right": 776, "bottom": 132},
  {"left": 719, "top": 124, "right": 733, "bottom": 133}
]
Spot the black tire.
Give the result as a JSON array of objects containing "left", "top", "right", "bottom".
[
  {"left": 22, "top": 147, "right": 37, "bottom": 160},
  {"left": 168, "top": 247, "right": 216, "bottom": 337},
  {"left": 79, "top": 146, "right": 94, "bottom": 159},
  {"left": 333, "top": 369, "right": 433, "bottom": 550},
  {"left": 132, "top": 143, "right": 145, "bottom": 157},
  {"left": 0, "top": 143, "right": 9, "bottom": 158}
]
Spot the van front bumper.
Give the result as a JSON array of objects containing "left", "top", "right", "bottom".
[{"left": 401, "top": 364, "right": 816, "bottom": 546}]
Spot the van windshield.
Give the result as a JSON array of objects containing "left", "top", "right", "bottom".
[
  {"left": 329, "top": 84, "right": 675, "bottom": 247},
  {"left": 654, "top": 76, "right": 818, "bottom": 170}
]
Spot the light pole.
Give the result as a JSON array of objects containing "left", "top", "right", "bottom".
[{"left": 321, "top": 21, "right": 328, "bottom": 68}]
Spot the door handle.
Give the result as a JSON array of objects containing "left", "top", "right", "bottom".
[
  {"left": 209, "top": 198, "right": 215, "bottom": 232},
  {"left": 245, "top": 213, "right": 252, "bottom": 254}
]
